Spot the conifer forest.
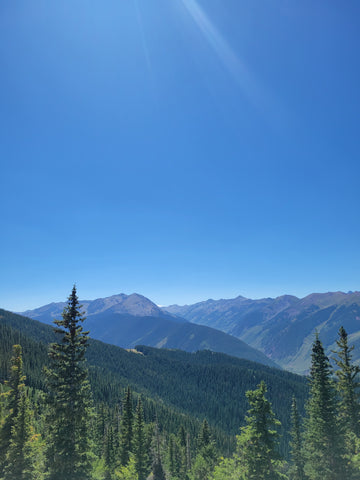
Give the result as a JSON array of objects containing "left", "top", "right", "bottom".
[{"left": 0, "top": 287, "right": 360, "bottom": 479}]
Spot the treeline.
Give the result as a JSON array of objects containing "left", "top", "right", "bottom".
[{"left": 0, "top": 287, "right": 359, "bottom": 479}]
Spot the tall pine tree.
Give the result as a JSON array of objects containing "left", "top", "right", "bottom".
[
  {"left": 133, "top": 398, "right": 148, "bottom": 480},
  {"left": 152, "top": 422, "right": 166, "bottom": 480},
  {"left": 45, "top": 286, "right": 93, "bottom": 480},
  {"left": 235, "top": 381, "right": 285, "bottom": 480},
  {"left": 3, "top": 392, "right": 36, "bottom": 480},
  {"left": 119, "top": 386, "right": 133, "bottom": 466},
  {"left": 289, "top": 397, "right": 306, "bottom": 480},
  {"left": 333, "top": 326, "right": 360, "bottom": 437},
  {"left": 303, "top": 334, "right": 347, "bottom": 480},
  {"left": 0, "top": 344, "right": 26, "bottom": 476}
]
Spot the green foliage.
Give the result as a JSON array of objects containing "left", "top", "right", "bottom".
[
  {"left": 0, "top": 308, "right": 309, "bottom": 456},
  {"left": 7, "top": 304, "right": 360, "bottom": 480},
  {"left": 151, "top": 423, "right": 167, "bottom": 480},
  {"left": 211, "top": 456, "right": 240, "bottom": 480},
  {"left": 104, "top": 425, "right": 116, "bottom": 480},
  {"left": 0, "top": 344, "right": 26, "bottom": 475},
  {"left": 333, "top": 326, "right": 360, "bottom": 437},
  {"left": 114, "top": 456, "right": 138, "bottom": 480},
  {"left": 190, "top": 421, "right": 217, "bottom": 480},
  {"left": 3, "top": 393, "right": 36, "bottom": 480},
  {"left": 133, "top": 398, "right": 148, "bottom": 480},
  {"left": 288, "top": 397, "right": 306, "bottom": 480},
  {"left": 45, "top": 286, "right": 93, "bottom": 480},
  {"left": 119, "top": 386, "right": 133, "bottom": 466},
  {"left": 303, "top": 334, "right": 347, "bottom": 480},
  {"left": 235, "top": 381, "right": 286, "bottom": 480}
]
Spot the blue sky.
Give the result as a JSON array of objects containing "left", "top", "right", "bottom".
[{"left": 1, "top": 0, "right": 360, "bottom": 310}]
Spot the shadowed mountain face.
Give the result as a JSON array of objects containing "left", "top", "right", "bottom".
[
  {"left": 21, "top": 293, "right": 279, "bottom": 369},
  {"left": 165, "top": 291, "right": 360, "bottom": 374}
]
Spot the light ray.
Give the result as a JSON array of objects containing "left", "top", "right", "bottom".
[
  {"left": 180, "top": 0, "right": 277, "bottom": 116},
  {"left": 134, "top": 0, "right": 153, "bottom": 75}
]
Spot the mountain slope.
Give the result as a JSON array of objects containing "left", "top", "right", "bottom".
[
  {"left": 0, "top": 308, "right": 307, "bottom": 456},
  {"left": 21, "top": 294, "right": 279, "bottom": 368},
  {"left": 165, "top": 291, "right": 360, "bottom": 374},
  {"left": 22, "top": 293, "right": 177, "bottom": 322}
]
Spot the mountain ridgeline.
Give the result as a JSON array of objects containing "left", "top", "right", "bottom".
[
  {"left": 21, "top": 293, "right": 279, "bottom": 368},
  {"left": 0, "top": 307, "right": 307, "bottom": 456},
  {"left": 165, "top": 291, "right": 360, "bottom": 374},
  {"left": 2, "top": 287, "right": 360, "bottom": 479}
]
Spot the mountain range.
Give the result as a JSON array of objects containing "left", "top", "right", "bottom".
[
  {"left": 0, "top": 308, "right": 308, "bottom": 456},
  {"left": 21, "top": 293, "right": 278, "bottom": 368},
  {"left": 165, "top": 291, "right": 360, "bottom": 373},
  {"left": 22, "top": 290, "right": 360, "bottom": 374}
]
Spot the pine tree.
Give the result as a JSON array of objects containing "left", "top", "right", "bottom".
[
  {"left": 104, "top": 425, "right": 116, "bottom": 480},
  {"left": 133, "top": 398, "right": 148, "bottom": 480},
  {"left": 3, "top": 392, "right": 35, "bottom": 480},
  {"left": 333, "top": 326, "right": 360, "bottom": 437},
  {"left": 236, "top": 381, "right": 285, "bottom": 480},
  {"left": 119, "top": 386, "right": 133, "bottom": 466},
  {"left": 0, "top": 344, "right": 26, "bottom": 476},
  {"left": 167, "top": 434, "right": 184, "bottom": 479},
  {"left": 289, "top": 397, "right": 306, "bottom": 480},
  {"left": 197, "top": 419, "right": 211, "bottom": 451},
  {"left": 152, "top": 422, "right": 166, "bottom": 480},
  {"left": 178, "top": 425, "right": 186, "bottom": 449},
  {"left": 190, "top": 420, "right": 217, "bottom": 480},
  {"left": 45, "top": 286, "right": 93, "bottom": 480},
  {"left": 303, "top": 334, "right": 347, "bottom": 480}
]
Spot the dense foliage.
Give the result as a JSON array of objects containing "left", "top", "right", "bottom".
[{"left": 1, "top": 292, "right": 360, "bottom": 479}]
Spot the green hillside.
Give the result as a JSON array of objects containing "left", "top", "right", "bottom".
[{"left": 0, "top": 308, "right": 307, "bottom": 456}]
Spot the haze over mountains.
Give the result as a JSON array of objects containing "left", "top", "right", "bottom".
[
  {"left": 21, "top": 293, "right": 277, "bottom": 368},
  {"left": 165, "top": 291, "right": 360, "bottom": 374}
]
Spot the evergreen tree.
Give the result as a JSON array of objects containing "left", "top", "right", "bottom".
[
  {"left": 152, "top": 423, "right": 166, "bottom": 480},
  {"left": 236, "top": 381, "right": 285, "bottom": 480},
  {"left": 120, "top": 386, "right": 133, "bottom": 466},
  {"left": 45, "top": 286, "right": 93, "bottom": 480},
  {"left": 289, "top": 397, "right": 306, "bottom": 480},
  {"left": 104, "top": 425, "right": 116, "bottom": 480},
  {"left": 133, "top": 398, "right": 148, "bottom": 480},
  {"left": 333, "top": 326, "right": 360, "bottom": 437},
  {"left": 178, "top": 425, "right": 186, "bottom": 449},
  {"left": 0, "top": 344, "right": 26, "bottom": 476},
  {"left": 186, "top": 433, "right": 192, "bottom": 472},
  {"left": 190, "top": 420, "right": 217, "bottom": 480},
  {"left": 3, "top": 392, "right": 35, "bottom": 480},
  {"left": 166, "top": 434, "right": 184, "bottom": 479},
  {"left": 303, "top": 334, "right": 347, "bottom": 480},
  {"left": 197, "top": 419, "right": 211, "bottom": 451},
  {"left": 114, "top": 455, "right": 137, "bottom": 480}
]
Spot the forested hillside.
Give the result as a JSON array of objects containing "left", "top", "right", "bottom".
[
  {"left": 1, "top": 290, "right": 360, "bottom": 479},
  {"left": 0, "top": 308, "right": 305, "bottom": 451}
]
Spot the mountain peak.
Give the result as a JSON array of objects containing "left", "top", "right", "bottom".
[{"left": 22, "top": 292, "right": 167, "bottom": 320}]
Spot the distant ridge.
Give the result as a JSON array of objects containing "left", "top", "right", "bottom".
[
  {"left": 164, "top": 291, "right": 360, "bottom": 374},
  {"left": 21, "top": 293, "right": 279, "bottom": 369},
  {"left": 22, "top": 292, "right": 173, "bottom": 321}
]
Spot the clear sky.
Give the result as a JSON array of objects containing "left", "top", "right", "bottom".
[{"left": 1, "top": 0, "right": 360, "bottom": 311}]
